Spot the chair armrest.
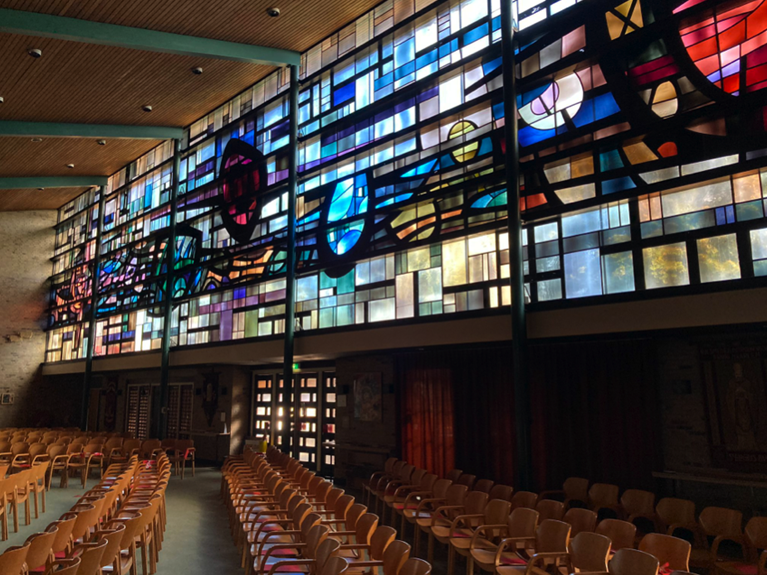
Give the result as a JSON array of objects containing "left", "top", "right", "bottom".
[
  {"left": 469, "top": 524, "right": 509, "bottom": 549},
  {"left": 495, "top": 537, "right": 536, "bottom": 565},
  {"left": 431, "top": 505, "right": 465, "bottom": 526},
  {"left": 392, "top": 484, "right": 419, "bottom": 498},
  {"left": 450, "top": 514, "right": 485, "bottom": 536},
  {"left": 267, "top": 559, "right": 316, "bottom": 575},
  {"left": 711, "top": 533, "right": 744, "bottom": 560}
]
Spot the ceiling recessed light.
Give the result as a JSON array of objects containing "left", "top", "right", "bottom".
[
  {"left": 192, "top": 66, "right": 203, "bottom": 75},
  {"left": 38, "top": 187, "right": 45, "bottom": 191},
  {"left": 66, "top": 163, "right": 75, "bottom": 169},
  {"left": 31, "top": 137, "right": 43, "bottom": 143},
  {"left": 97, "top": 139, "right": 107, "bottom": 146},
  {"left": 0, "top": 96, "right": 4, "bottom": 104},
  {"left": 142, "top": 105, "right": 153, "bottom": 112},
  {"left": 27, "top": 48, "right": 42, "bottom": 58},
  {"left": 267, "top": 7, "right": 281, "bottom": 17}
]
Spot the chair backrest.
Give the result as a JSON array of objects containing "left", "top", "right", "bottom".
[
  {"left": 382, "top": 540, "right": 411, "bottom": 575},
  {"left": 596, "top": 519, "right": 637, "bottom": 551},
  {"left": 507, "top": 507, "right": 539, "bottom": 539},
  {"left": 620, "top": 489, "right": 655, "bottom": 517},
  {"left": 484, "top": 499, "right": 513, "bottom": 533},
  {"left": 445, "top": 484, "right": 469, "bottom": 506},
  {"left": 464, "top": 491, "right": 490, "bottom": 515},
  {"left": 445, "top": 469, "right": 463, "bottom": 483},
  {"left": 536, "top": 519, "right": 571, "bottom": 553},
  {"left": 512, "top": 491, "right": 538, "bottom": 509},
  {"left": 563, "top": 477, "right": 590, "bottom": 503},
  {"left": 29, "top": 443, "right": 48, "bottom": 458},
  {"left": 369, "top": 526, "right": 397, "bottom": 560},
  {"left": 457, "top": 474, "right": 476, "bottom": 490},
  {"left": 354, "top": 513, "right": 379, "bottom": 544},
  {"left": 410, "top": 468, "right": 427, "bottom": 486},
  {"left": 570, "top": 531, "right": 611, "bottom": 571},
  {"left": 71, "top": 504, "right": 100, "bottom": 541},
  {"left": 698, "top": 506, "right": 743, "bottom": 538},
  {"left": 638, "top": 533, "right": 691, "bottom": 570},
  {"left": 50, "top": 516, "right": 78, "bottom": 554},
  {"left": 474, "top": 479, "right": 494, "bottom": 493},
  {"left": 0, "top": 544, "right": 30, "bottom": 573},
  {"left": 537, "top": 498, "right": 565, "bottom": 521},
  {"left": 161, "top": 439, "right": 176, "bottom": 449},
  {"left": 315, "top": 537, "right": 342, "bottom": 571},
  {"left": 432, "top": 479, "right": 452, "bottom": 499},
  {"left": 564, "top": 507, "right": 598, "bottom": 536},
  {"left": 98, "top": 523, "right": 127, "bottom": 569},
  {"left": 0, "top": 441, "right": 11, "bottom": 452},
  {"left": 382, "top": 458, "right": 397, "bottom": 474},
  {"left": 24, "top": 525, "right": 59, "bottom": 571},
  {"left": 400, "top": 558, "right": 431, "bottom": 575},
  {"left": 123, "top": 439, "right": 142, "bottom": 453},
  {"left": 344, "top": 503, "right": 368, "bottom": 533},
  {"left": 420, "top": 473, "right": 438, "bottom": 492},
  {"left": 140, "top": 439, "right": 162, "bottom": 455},
  {"left": 609, "top": 548, "right": 659, "bottom": 575},
  {"left": 589, "top": 483, "right": 619, "bottom": 511},
  {"left": 488, "top": 484, "right": 513, "bottom": 502},
  {"left": 744, "top": 517, "right": 767, "bottom": 552},
  {"left": 104, "top": 438, "right": 123, "bottom": 450},
  {"left": 11, "top": 442, "right": 29, "bottom": 455},
  {"left": 656, "top": 498, "right": 695, "bottom": 530},
  {"left": 74, "top": 537, "right": 108, "bottom": 575},
  {"left": 176, "top": 439, "right": 194, "bottom": 452}
]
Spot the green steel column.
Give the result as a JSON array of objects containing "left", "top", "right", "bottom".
[
  {"left": 158, "top": 139, "right": 182, "bottom": 440},
  {"left": 81, "top": 185, "right": 106, "bottom": 430},
  {"left": 501, "top": 0, "right": 533, "bottom": 490},
  {"left": 283, "top": 64, "right": 299, "bottom": 456}
]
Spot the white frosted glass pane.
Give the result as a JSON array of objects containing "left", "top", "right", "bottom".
[
  {"left": 564, "top": 249, "right": 602, "bottom": 298},
  {"left": 468, "top": 233, "right": 496, "bottom": 255},
  {"left": 407, "top": 248, "right": 431, "bottom": 272},
  {"left": 415, "top": 13, "right": 438, "bottom": 51},
  {"left": 556, "top": 184, "right": 596, "bottom": 204},
  {"left": 643, "top": 243, "right": 690, "bottom": 289},
  {"left": 698, "top": 234, "right": 741, "bottom": 283},
  {"left": 396, "top": 274, "right": 415, "bottom": 318},
  {"left": 534, "top": 222, "right": 558, "bottom": 243},
  {"left": 752, "top": 229, "right": 767, "bottom": 260},
  {"left": 602, "top": 252, "right": 635, "bottom": 294},
  {"left": 662, "top": 180, "right": 732, "bottom": 218},
  {"left": 443, "top": 240, "right": 468, "bottom": 286},
  {"left": 439, "top": 75, "right": 463, "bottom": 113},
  {"left": 296, "top": 276, "right": 318, "bottom": 302},
  {"left": 562, "top": 207, "right": 602, "bottom": 237},
  {"left": 537, "top": 279, "right": 562, "bottom": 301},
  {"left": 418, "top": 268, "right": 443, "bottom": 303},
  {"left": 681, "top": 155, "right": 739, "bottom": 176},
  {"left": 369, "top": 298, "right": 395, "bottom": 322}
]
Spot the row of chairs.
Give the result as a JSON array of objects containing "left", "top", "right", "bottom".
[
  {"left": 0, "top": 450, "right": 171, "bottom": 575},
  {"left": 363, "top": 459, "right": 741, "bottom": 575},
  {"left": 222, "top": 446, "right": 434, "bottom": 575},
  {"left": 0, "top": 462, "right": 50, "bottom": 539}
]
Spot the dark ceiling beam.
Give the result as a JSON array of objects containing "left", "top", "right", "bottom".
[
  {"left": 0, "top": 176, "right": 108, "bottom": 189},
  {"left": 0, "top": 120, "right": 183, "bottom": 140},
  {"left": 0, "top": 8, "right": 301, "bottom": 66}
]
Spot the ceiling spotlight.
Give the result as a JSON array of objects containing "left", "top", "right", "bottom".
[
  {"left": 192, "top": 66, "right": 203, "bottom": 75},
  {"left": 267, "top": 7, "right": 281, "bottom": 17},
  {"left": 66, "top": 163, "right": 75, "bottom": 169},
  {"left": 38, "top": 187, "right": 45, "bottom": 191},
  {"left": 142, "top": 105, "right": 153, "bottom": 112},
  {"left": 31, "top": 137, "right": 43, "bottom": 143},
  {"left": 0, "top": 96, "right": 4, "bottom": 104},
  {"left": 97, "top": 139, "right": 107, "bottom": 146},
  {"left": 27, "top": 48, "right": 42, "bottom": 58}
]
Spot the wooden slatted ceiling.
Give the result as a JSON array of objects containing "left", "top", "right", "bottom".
[
  {"left": 0, "top": 187, "right": 90, "bottom": 210},
  {"left": 0, "top": 0, "right": 385, "bottom": 210}
]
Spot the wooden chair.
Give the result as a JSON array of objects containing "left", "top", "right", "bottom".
[
  {"left": 170, "top": 439, "right": 195, "bottom": 478},
  {"left": 596, "top": 519, "right": 637, "bottom": 553},
  {"left": 449, "top": 499, "right": 512, "bottom": 575},
  {"left": 376, "top": 464, "right": 415, "bottom": 516},
  {"left": 589, "top": 484, "right": 620, "bottom": 519},
  {"left": 493, "top": 519, "right": 571, "bottom": 574},
  {"left": 363, "top": 458, "right": 399, "bottom": 508},
  {"left": 344, "top": 539, "right": 410, "bottom": 575},
  {"left": 469, "top": 507, "right": 539, "bottom": 574},
  {"left": 713, "top": 516, "right": 767, "bottom": 575},
  {"left": 542, "top": 531, "right": 612, "bottom": 572},
  {"left": 688, "top": 506, "right": 743, "bottom": 570},
  {"left": 512, "top": 492, "right": 538, "bottom": 510},
  {"left": 415, "top": 483, "right": 468, "bottom": 559},
  {"left": 24, "top": 524, "right": 58, "bottom": 573},
  {"left": 488, "top": 485, "right": 514, "bottom": 503},
  {"left": 400, "top": 477, "right": 451, "bottom": 542},
  {"left": 431, "top": 491, "right": 488, "bottom": 570},
  {"left": 564, "top": 507, "right": 598, "bottom": 537},
  {"left": 107, "top": 510, "right": 144, "bottom": 575},
  {"left": 8, "top": 442, "right": 31, "bottom": 473},
  {"left": 446, "top": 469, "right": 464, "bottom": 483},
  {"left": 60, "top": 537, "right": 108, "bottom": 575},
  {"left": 475, "top": 479, "right": 495, "bottom": 494},
  {"left": 457, "top": 474, "right": 477, "bottom": 491},
  {"left": 388, "top": 472, "right": 437, "bottom": 530},
  {"left": 47, "top": 558, "right": 82, "bottom": 575},
  {"left": 30, "top": 462, "right": 49, "bottom": 518},
  {"left": 0, "top": 543, "right": 30, "bottom": 575},
  {"left": 0, "top": 474, "right": 11, "bottom": 540},
  {"left": 639, "top": 533, "right": 691, "bottom": 571},
  {"left": 539, "top": 477, "right": 589, "bottom": 509},
  {"left": 47, "top": 444, "right": 71, "bottom": 489},
  {"left": 536, "top": 499, "right": 565, "bottom": 522},
  {"left": 655, "top": 498, "right": 696, "bottom": 536},
  {"left": 49, "top": 515, "right": 78, "bottom": 559},
  {"left": 8, "top": 468, "right": 34, "bottom": 532},
  {"left": 93, "top": 522, "right": 126, "bottom": 574},
  {"left": 610, "top": 548, "right": 659, "bottom": 575}
]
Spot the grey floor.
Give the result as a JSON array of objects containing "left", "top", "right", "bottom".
[{"left": 0, "top": 467, "right": 241, "bottom": 575}]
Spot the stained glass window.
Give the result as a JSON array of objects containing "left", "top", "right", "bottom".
[{"left": 47, "top": 0, "right": 767, "bottom": 361}]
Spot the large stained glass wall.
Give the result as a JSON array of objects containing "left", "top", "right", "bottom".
[{"left": 47, "top": 0, "right": 767, "bottom": 361}]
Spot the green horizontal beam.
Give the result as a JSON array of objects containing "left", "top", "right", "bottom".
[
  {"left": 0, "top": 177, "right": 108, "bottom": 190},
  {"left": 0, "top": 121, "right": 184, "bottom": 140},
  {"left": 0, "top": 9, "right": 300, "bottom": 66}
]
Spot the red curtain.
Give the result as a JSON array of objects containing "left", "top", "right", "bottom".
[{"left": 399, "top": 352, "right": 456, "bottom": 476}]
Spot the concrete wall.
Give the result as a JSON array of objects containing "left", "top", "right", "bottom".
[{"left": 0, "top": 211, "right": 57, "bottom": 427}]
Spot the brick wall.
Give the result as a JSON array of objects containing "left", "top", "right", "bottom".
[{"left": 0, "top": 211, "right": 57, "bottom": 427}]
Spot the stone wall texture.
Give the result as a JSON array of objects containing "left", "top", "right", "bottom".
[{"left": 0, "top": 210, "right": 57, "bottom": 427}]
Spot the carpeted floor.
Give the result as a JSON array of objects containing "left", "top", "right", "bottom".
[{"left": 0, "top": 467, "right": 241, "bottom": 575}]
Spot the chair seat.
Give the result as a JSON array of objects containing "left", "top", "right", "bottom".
[
  {"left": 449, "top": 529, "right": 475, "bottom": 549},
  {"left": 471, "top": 547, "right": 516, "bottom": 567},
  {"left": 689, "top": 548, "right": 713, "bottom": 566},
  {"left": 393, "top": 503, "right": 419, "bottom": 511}
]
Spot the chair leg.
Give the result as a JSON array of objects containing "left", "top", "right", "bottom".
[
  {"left": 41, "top": 488, "right": 46, "bottom": 513},
  {"left": 33, "top": 490, "right": 39, "bottom": 519},
  {"left": 181, "top": 460, "right": 185, "bottom": 480},
  {"left": 25, "top": 498, "right": 31, "bottom": 526},
  {"left": 191, "top": 458, "right": 195, "bottom": 477},
  {"left": 467, "top": 557, "right": 474, "bottom": 575},
  {"left": 12, "top": 501, "right": 19, "bottom": 533},
  {"left": 401, "top": 514, "right": 406, "bottom": 540},
  {"left": 448, "top": 544, "right": 455, "bottom": 575},
  {"left": 414, "top": 526, "right": 420, "bottom": 556},
  {"left": 428, "top": 533, "right": 434, "bottom": 564}
]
